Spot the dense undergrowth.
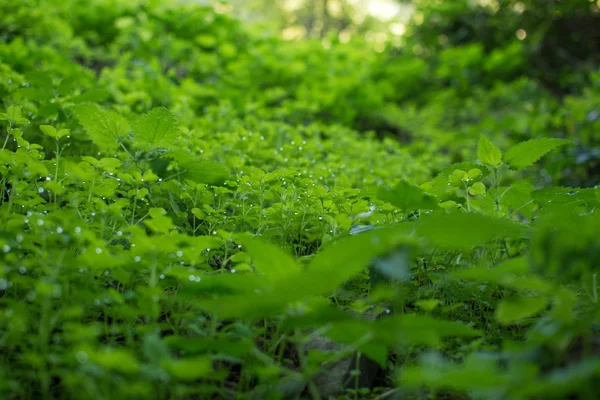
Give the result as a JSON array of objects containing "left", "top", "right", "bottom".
[{"left": 1, "top": 0, "right": 599, "bottom": 399}]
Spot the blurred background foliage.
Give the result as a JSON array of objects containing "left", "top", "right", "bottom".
[
  {"left": 2, "top": 0, "right": 600, "bottom": 188},
  {"left": 219, "top": 0, "right": 600, "bottom": 187}
]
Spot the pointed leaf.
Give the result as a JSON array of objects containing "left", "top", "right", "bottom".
[
  {"left": 478, "top": 135, "right": 502, "bottom": 167},
  {"left": 496, "top": 296, "right": 550, "bottom": 325},
  {"left": 504, "top": 138, "right": 570, "bottom": 170},
  {"left": 73, "top": 103, "right": 129, "bottom": 150}
]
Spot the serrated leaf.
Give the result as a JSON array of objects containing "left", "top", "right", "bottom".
[
  {"left": 132, "top": 107, "right": 179, "bottom": 150},
  {"left": 478, "top": 135, "right": 502, "bottom": 167},
  {"left": 73, "top": 103, "right": 129, "bottom": 150},
  {"left": 504, "top": 138, "right": 570, "bottom": 170}
]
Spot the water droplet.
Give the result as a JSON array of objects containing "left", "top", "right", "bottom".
[
  {"left": 16, "top": 234, "right": 23, "bottom": 242},
  {"left": 36, "top": 220, "right": 44, "bottom": 226},
  {"left": 19, "top": 266, "right": 27, "bottom": 274},
  {"left": 93, "top": 299, "right": 100, "bottom": 306},
  {"left": 231, "top": 269, "right": 237, "bottom": 273},
  {"left": 0, "top": 279, "right": 8, "bottom": 290},
  {"left": 56, "top": 227, "right": 63, "bottom": 234},
  {"left": 188, "top": 274, "right": 196, "bottom": 281},
  {"left": 134, "top": 256, "right": 141, "bottom": 262},
  {"left": 75, "top": 351, "right": 88, "bottom": 364},
  {"left": 74, "top": 227, "right": 81, "bottom": 233},
  {"left": 212, "top": 230, "right": 217, "bottom": 235},
  {"left": 2, "top": 245, "right": 10, "bottom": 253},
  {"left": 116, "top": 231, "right": 122, "bottom": 236},
  {"left": 176, "top": 250, "right": 183, "bottom": 257},
  {"left": 95, "top": 248, "right": 102, "bottom": 254},
  {"left": 159, "top": 274, "right": 165, "bottom": 280}
]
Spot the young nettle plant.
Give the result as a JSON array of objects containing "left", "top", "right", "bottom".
[
  {"left": 422, "top": 135, "right": 571, "bottom": 218},
  {"left": 0, "top": 105, "right": 30, "bottom": 151}
]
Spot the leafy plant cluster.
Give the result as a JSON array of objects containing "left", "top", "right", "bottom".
[{"left": 1, "top": 0, "right": 599, "bottom": 399}]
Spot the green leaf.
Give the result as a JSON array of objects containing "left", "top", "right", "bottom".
[
  {"left": 6, "top": 105, "right": 21, "bottom": 123},
  {"left": 91, "top": 349, "right": 140, "bottom": 374},
  {"left": 144, "top": 208, "right": 175, "bottom": 235},
  {"left": 468, "top": 182, "right": 486, "bottom": 196},
  {"left": 73, "top": 103, "right": 130, "bottom": 150},
  {"left": 477, "top": 135, "right": 502, "bottom": 167},
  {"left": 377, "top": 180, "right": 439, "bottom": 212},
  {"left": 415, "top": 211, "right": 525, "bottom": 249},
  {"left": 163, "top": 356, "right": 213, "bottom": 381},
  {"left": 131, "top": 107, "right": 179, "bottom": 150},
  {"left": 496, "top": 296, "right": 550, "bottom": 325},
  {"left": 504, "top": 138, "right": 570, "bottom": 170},
  {"left": 237, "top": 236, "right": 299, "bottom": 282},
  {"left": 39, "top": 125, "right": 57, "bottom": 138},
  {"left": 167, "top": 151, "right": 229, "bottom": 185}
]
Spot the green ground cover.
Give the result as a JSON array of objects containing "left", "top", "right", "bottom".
[{"left": 1, "top": 0, "right": 599, "bottom": 398}]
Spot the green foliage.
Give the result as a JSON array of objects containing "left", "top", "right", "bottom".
[
  {"left": 0, "top": 1, "right": 599, "bottom": 399},
  {"left": 504, "top": 138, "right": 571, "bottom": 170}
]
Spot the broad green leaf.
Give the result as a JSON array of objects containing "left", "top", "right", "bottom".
[
  {"left": 302, "top": 224, "right": 413, "bottom": 294},
  {"left": 40, "top": 125, "right": 70, "bottom": 140},
  {"left": 374, "top": 314, "right": 480, "bottom": 347},
  {"left": 415, "top": 211, "right": 525, "bottom": 249},
  {"left": 40, "top": 125, "right": 56, "bottom": 138},
  {"left": 163, "top": 356, "right": 213, "bottom": 381},
  {"left": 478, "top": 135, "right": 502, "bottom": 167},
  {"left": 468, "top": 182, "right": 486, "bottom": 196},
  {"left": 415, "top": 299, "right": 441, "bottom": 311},
  {"left": 198, "top": 225, "right": 412, "bottom": 319},
  {"left": 144, "top": 208, "right": 175, "bottom": 234},
  {"left": 166, "top": 151, "right": 229, "bottom": 185},
  {"left": 377, "top": 180, "right": 439, "bottom": 212},
  {"left": 237, "top": 236, "right": 299, "bottom": 281},
  {"left": 7, "top": 105, "right": 21, "bottom": 122},
  {"left": 401, "top": 352, "right": 517, "bottom": 391},
  {"left": 73, "top": 103, "right": 130, "bottom": 150},
  {"left": 504, "top": 138, "right": 570, "bottom": 170},
  {"left": 181, "top": 159, "right": 229, "bottom": 185},
  {"left": 131, "top": 107, "right": 179, "bottom": 150},
  {"left": 91, "top": 349, "right": 140, "bottom": 374},
  {"left": 531, "top": 187, "right": 597, "bottom": 207},
  {"left": 496, "top": 296, "right": 549, "bottom": 325}
]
